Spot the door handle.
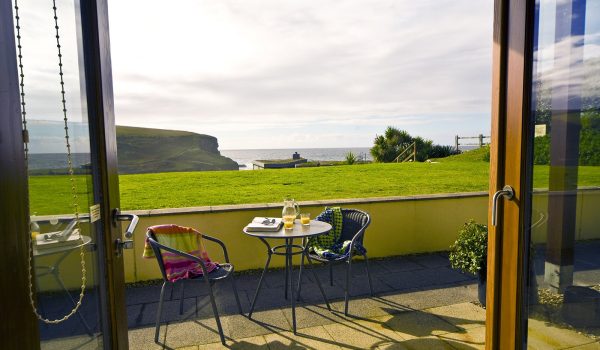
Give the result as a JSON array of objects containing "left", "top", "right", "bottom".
[
  {"left": 113, "top": 208, "right": 139, "bottom": 256},
  {"left": 112, "top": 208, "right": 139, "bottom": 239},
  {"left": 491, "top": 185, "right": 515, "bottom": 226}
]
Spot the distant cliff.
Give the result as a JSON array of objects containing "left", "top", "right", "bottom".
[{"left": 116, "top": 126, "right": 238, "bottom": 173}]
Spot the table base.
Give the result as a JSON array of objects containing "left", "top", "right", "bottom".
[{"left": 248, "top": 237, "right": 330, "bottom": 333}]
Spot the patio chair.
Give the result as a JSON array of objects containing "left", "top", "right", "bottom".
[
  {"left": 304, "top": 208, "right": 374, "bottom": 316},
  {"left": 145, "top": 226, "right": 242, "bottom": 345}
]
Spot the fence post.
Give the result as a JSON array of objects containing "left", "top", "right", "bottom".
[
  {"left": 455, "top": 135, "right": 459, "bottom": 151},
  {"left": 413, "top": 142, "right": 416, "bottom": 161},
  {"left": 479, "top": 134, "right": 483, "bottom": 148}
]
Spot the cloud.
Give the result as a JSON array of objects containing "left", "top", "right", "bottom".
[{"left": 18, "top": 0, "right": 495, "bottom": 149}]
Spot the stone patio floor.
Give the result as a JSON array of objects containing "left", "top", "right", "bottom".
[{"left": 39, "top": 249, "right": 600, "bottom": 349}]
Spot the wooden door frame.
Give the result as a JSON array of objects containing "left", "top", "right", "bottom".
[
  {"left": 0, "top": 0, "right": 127, "bottom": 348},
  {"left": 0, "top": 0, "right": 40, "bottom": 348},
  {"left": 486, "top": 0, "right": 536, "bottom": 349},
  {"left": 77, "top": 0, "right": 128, "bottom": 348}
]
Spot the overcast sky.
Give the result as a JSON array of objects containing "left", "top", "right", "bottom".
[{"left": 19, "top": 0, "right": 495, "bottom": 151}]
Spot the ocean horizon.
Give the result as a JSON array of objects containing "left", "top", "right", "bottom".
[
  {"left": 220, "top": 147, "right": 373, "bottom": 169},
  {"left": 28, "top": 145, "right": 473, "bottom": 171}
]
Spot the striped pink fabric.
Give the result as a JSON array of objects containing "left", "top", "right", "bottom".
[{"left": 144, "top": 224, "right": 219, "bottom": 282}]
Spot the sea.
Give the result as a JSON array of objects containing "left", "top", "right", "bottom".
[
  {"left": 220, "top": 148, "right": 373, "bottom": 170},
  {"left": 26, "top": 148, "right": 373, "bottom": 171}
]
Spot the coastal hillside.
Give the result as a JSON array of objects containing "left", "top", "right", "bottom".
[{"left": 116, "top": 126, "right": 238, "bottom": 173}]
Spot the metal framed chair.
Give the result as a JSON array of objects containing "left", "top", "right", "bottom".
[
  {"left": 146, "top": 230, "right": 242, "bottom": 345},
  {"left": 303, "top": 208, "right": 374, "bottom": 316}
]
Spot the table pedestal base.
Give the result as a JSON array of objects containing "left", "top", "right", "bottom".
[{"left": 248, "top": 237, "right": 330, "bottom": 333}]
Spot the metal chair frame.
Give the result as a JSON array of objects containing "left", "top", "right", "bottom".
[
  {"left": 146, "top": 230, "right": 242, "bottom": 345},
  {"left": 299, "top": 208, "right": 374, "bottom": 315}
]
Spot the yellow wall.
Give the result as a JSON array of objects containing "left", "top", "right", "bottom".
[
  {"left": 125, "top": 193, "right": 489, "bottom": 283},
  {"left": 36, "top": 189, "right": 600, "bottom": 291},
  {"left": 530, "top": 189, "right": 600, "bottom": 242}
]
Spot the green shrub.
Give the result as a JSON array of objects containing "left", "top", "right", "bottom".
[
  {"left": 345, "top": 152, "right": 357, "bottom": 165},
  {"left": 370, "top": 126, "right": 460, "bottom": 162},
  {"left": 429, "top": 145, "right": 461, "bottom": 159},
  {"left": 532, "top": 113, "right": 600, "bottom": 165},
  {"left": 533, "top": 135, "right": 550, "bottom": 165},
  {"left": 449, "top": 220, "right": 488, "bottom": 275},
  {"left": 482, "top": 145, "right": 490, "bottom": 162}
]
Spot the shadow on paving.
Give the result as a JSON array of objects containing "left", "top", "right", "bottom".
[
  {"left": 36, "top": 251, "right": 478, "bottom": 341},
  {"left": 36, "top": 242, "right": 600, "bottom": 343}
]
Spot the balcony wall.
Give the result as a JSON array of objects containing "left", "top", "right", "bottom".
[{"left": 34, "top": 188, "right": 600, "bottom": 291}]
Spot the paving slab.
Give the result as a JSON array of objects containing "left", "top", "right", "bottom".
[
  {"left": 425, "top": 302, "right": 486, "bottom": 330},
  {"left": 527, "top": 318, "right": 598, "bottom": 350},
  {"left": 437, "top": 325, "right": 486, "bottom": 349},
  {"left": 408, "top": 253, "right": 451, "bottom": 269},
  {"left": 569, "top": 341, "right": 600, "bottom": 349},
  {"left": 226, "top": 310, "right": 290, "bottom": 339},
  {"left": 323, "top": 319, "right": 403, "bottom": 349},
  {"left": 263, "top": 325, "right": 342, "bottom": 350},
  {"left": 377, "top": 336, "right": 459, "bottom": 350},
  {"left": 381, "top": 309, "right": 461, "bottom": 339},
  {"left": 201, "top": 335, "right": 268, "bottom": 350}
]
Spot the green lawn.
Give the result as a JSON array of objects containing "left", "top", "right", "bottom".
[{"left": 28, "top": 150, "right": 600, "bottom": 215}]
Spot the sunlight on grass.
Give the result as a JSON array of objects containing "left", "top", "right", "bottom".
[{"left": 28, "top": 155, "right": 600, "bottom": 215}]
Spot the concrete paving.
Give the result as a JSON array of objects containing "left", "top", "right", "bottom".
[{"left": 37, "top": 245, "right": 600, "bottom": 349}]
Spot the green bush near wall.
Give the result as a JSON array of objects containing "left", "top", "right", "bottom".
[{"left": 534, "top": 113, "right": 600, "bottom": 165}]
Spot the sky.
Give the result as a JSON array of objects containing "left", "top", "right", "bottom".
[{"left": 18, "top": 0, "right": 495, "bottom": 151}]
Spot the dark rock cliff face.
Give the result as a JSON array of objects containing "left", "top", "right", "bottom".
[
  {"left": 116, "top": 126, "right": 238, "bottom": 174},
  {"left": 191, "top": 134, "right": 220, "bottom": 154}
]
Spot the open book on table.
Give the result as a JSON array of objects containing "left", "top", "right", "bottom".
[{"left": 245, "top": 217, "right": 283, "bottom": 232}]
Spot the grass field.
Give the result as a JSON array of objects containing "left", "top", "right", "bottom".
[{"left": 28, "top": 148, "right": 600, "bottom": 215}]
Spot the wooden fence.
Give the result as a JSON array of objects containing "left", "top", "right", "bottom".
[{"left": 455, "top": 134, "right": 490, "bottom": 151}]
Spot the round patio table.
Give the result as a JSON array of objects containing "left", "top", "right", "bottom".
[
  {"left": 243, "top": 219, "right": 332, "bottom": 333},
  {"left": 33, "top": 234, "right": 94, "bottom": 335}
]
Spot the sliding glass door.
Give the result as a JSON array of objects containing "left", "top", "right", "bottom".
[
  {"left": 1, "top": 0, "right": 129, "bottom": 348},
  {"left": 489, "top": 0, "right": 600, "bottom": 348}
]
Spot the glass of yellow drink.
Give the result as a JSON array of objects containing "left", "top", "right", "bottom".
[
  {"left": 283, "top": 215, "right": 295, "bottom": 230},
  {"left": 300, "top": 213, "right": 310, "bottom": 226}
]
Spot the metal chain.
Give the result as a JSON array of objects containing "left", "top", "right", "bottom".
[
  {"left": 15, "top": 0, "right": 87, "bottom": 324},
  {"left": 14, "top": 0, "right": 29, "bottom": 161}
]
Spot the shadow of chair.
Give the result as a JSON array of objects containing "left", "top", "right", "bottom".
[
  {"left": 303, "top": 208, "right": 374, "bottom": 316},
  {"left": 146, "top": 228, "right": 243, "bottom": 345}
]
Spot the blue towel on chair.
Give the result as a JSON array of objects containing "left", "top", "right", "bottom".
[{"left": 308, "top": 207, "right": 367, "bottom": 260}]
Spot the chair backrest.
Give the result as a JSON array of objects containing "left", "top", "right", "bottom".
[
  {"left": 338, "top": 208, "right": 371, "bottom": 244},
  {"left": 146, "top": 230, "right": 169, "bottom": 282}
]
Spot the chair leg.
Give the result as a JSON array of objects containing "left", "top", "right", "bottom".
[
  {"left": 364, "top": 253, "right": 374, "bottom": 296},
  {"left": 230, "top": 274, "right": 243, "bottom": 314},
  {"left": 306, "top": 253, "right": 331, "bottom": 310},
  {"left": 329, "top": 262, "right": 334, "bottom": 286},
  {"left": 206, "top": 280, "right": 226, "bottom": 345},
  {"left": 179, "top": 280, "right": 185, "bottom": 315},
  {"left": 154, "top": 282, "right": 167, "bottom": 343},
  {"left": 345, "top": 259, "right": 352, "bottom": 316},
  {"left": 296, "top": 249, "right": 305, "bottom": 301}
]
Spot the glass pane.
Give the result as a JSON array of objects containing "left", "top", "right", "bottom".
[
  {"left": 14, "top": 0, "right": 103, "bottom": 348},
  {"left": 527, "top": 0, "right": 600, "bottom": 347}
]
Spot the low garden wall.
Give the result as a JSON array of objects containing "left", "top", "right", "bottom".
[{"left": 34, "top": 188, "right": 600, "bottom": 290}]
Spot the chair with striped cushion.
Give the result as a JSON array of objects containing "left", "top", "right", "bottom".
[{"left": 144, "top": 224, "right": 242, "bottom": 345}]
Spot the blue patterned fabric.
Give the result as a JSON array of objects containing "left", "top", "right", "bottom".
[{"left": 308, "top": 207, "right": 367, "bottom": 260}]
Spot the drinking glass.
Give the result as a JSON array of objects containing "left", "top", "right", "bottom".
[{"left": 300, "top": 213, "right": 310, "bottom": 226}]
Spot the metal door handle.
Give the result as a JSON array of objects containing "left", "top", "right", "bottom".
[
  {"left": 112, "top": 208, "right": 139, "bottom": 256},
  {"left": 112, "top": 208, "right": 139, "bottom": 238},
  {"left": 491, "top": 185, "right": 515, "bottom": 226}
]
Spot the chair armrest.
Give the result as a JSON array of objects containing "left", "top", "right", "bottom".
[
  {"left": 350, "top": 227, "right": 366, "bottom": 247},
  {"left": 201, "top": 234, "right": 231, "bottom": 263},
  {"left": 147, "top": 237, "right": 210, "bottom": 275}
]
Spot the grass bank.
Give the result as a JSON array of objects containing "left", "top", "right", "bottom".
[{"left": 28, "top": 149, "right": 600, "bottom": 215}]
